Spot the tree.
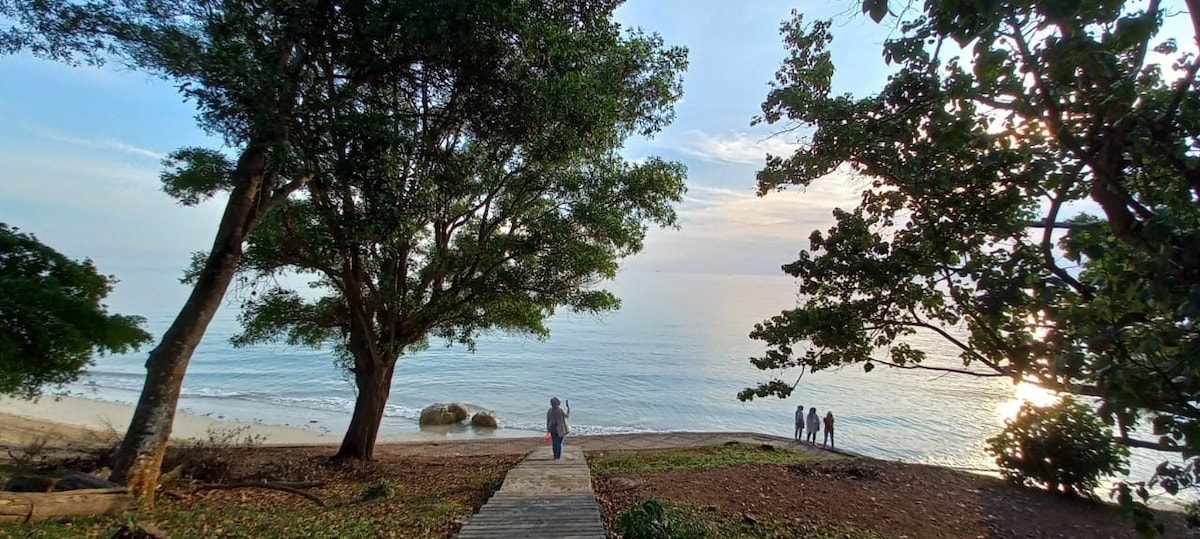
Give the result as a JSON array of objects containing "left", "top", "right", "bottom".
[
  {"left": 741, "top": 1, "right": 1200, "bottom": 502},
  {"left": 227, "top": 9, "right": 687, "bottom": 460},
  {"left": 987, "top": 397, "right": 1130, "bottom": 496},
  {"left": 0, "top": 224, "right": 152, "bottom": 398},
  {"left": 1, "top": 0, "right": 659, "bottom": 498}
]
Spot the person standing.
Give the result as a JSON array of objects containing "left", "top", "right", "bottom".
[
  {"left": 823, "top": 411, "right": 835, "bottom": 448},
  {"left": 805, "top": 407, "right": 821, "bottom": 443},
  {"left": 794, "top": 404, "right": 805, "bottom": 442},
  {"left": 546, "top": 397, "right": 571, "bottom": 459}
]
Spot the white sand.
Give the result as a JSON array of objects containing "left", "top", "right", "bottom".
[{"left": 0, "top": 395, "right": 352, "bottom": 446}]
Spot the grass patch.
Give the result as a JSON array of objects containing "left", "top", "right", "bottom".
[
  {"left": 589, "top": 442, "right": 823, "bottom": 476},
  {"left": 618, "top": 499, "right": 888, "bottom": 539}
]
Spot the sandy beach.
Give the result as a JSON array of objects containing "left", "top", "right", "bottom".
[
  {"left": 0, "top": 395, "right": 387, "bottom": 449},
  {"left": 0, "top": 394, "right": 821, "bottom": 458}
]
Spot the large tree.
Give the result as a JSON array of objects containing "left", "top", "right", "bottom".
[
  {"left": 0, "top": 224, "right": 152, "bottom": 398},
  {"left": 1, "top": 0, "right": 657, "bottom": 498},
  {"left": 227, "top": 11, "right": 687, "bottom": 460},
  {"left": 742, "top": 1, "right": 1200, "bottom": 501}
]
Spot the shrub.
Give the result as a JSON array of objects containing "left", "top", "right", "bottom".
[
  {"left": 161, "top": 425, "right": 266, "bottom": 484},
  {"left": 358, "top": 479, "right": 398, "bottom": 501},
  {"left": 987, "top": 397, "right": 1129, "bottom": 496},
  {"left": 617, "top": 500, "right": 702, "bottom": 539}
]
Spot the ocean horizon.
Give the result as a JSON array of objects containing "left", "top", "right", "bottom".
[{"left": 70, "top": 270, "right": 1178, "bottom": 495}]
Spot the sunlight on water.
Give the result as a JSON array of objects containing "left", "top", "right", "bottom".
[{"left": 995, "top": 381, "right": 1060, "bottom": 426}]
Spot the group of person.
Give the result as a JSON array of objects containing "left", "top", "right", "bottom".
[
  {"left": 794, "top": 405, "right": 835, "bottom": 447},
  {"left": 546, "top": 398, "right": 837, "bottom": 456}
]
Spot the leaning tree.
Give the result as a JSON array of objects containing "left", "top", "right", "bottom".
[
  {"left": 225, "top": 11, "right": 688, "bottom": 460},
  {"left": 741, "top": 0, "right": 1200, "bottom": 504},
  {"left": 0, "top": 0, "right": 673, "bottom": 498}
]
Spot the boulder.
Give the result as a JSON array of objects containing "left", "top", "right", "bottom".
[
  {"left": 470, "top": 412, "right": 498, "bottom": 429},
  {"left": 5, "top": 471, "right": 120, "bottom": 493},
  {"left": 419, "top": 403, "right": 470, "bottom": 426}
]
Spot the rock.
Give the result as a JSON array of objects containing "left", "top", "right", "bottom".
[
  {"left": 54, "top": 471, "right": 122, "bottom": 491},
  {"left": 4, "top": 471, "right": 119, "bottom": 493},
  {"left": 470, "top": 411, "right": 498, "bottom": 428},
  {"left": 742, "top": 513, "right": 758, "bottom": 525},
  {"left": 4, "top": 475, "right": 54, "bottom": 492},
  {"left": 109, "top": 522, "right": 168, "bottom": 539},
  {"left": 419, "top": 403, "right": 470, "bottom": 426}
]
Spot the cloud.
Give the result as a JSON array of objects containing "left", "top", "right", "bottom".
[
  {"left": 623, "top": 175, "right": 865, "bottom": 275},
  {"left": 31, "top": 128, "right": 166, "bottom": 161},
  {"left": 676, "top": 130, "right": 799, "bottom": 165}
]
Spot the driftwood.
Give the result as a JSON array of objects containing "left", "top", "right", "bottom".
[
  {"left": 0, "top": 487, "right": 132, "bottom": 523},
  {"left": 193, "top": 482, "right": 326, "bottom": 507}
]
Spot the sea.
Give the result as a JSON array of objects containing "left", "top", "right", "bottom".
[{"left": 69, "top": 270, "right": 1182, "bottom": 501}]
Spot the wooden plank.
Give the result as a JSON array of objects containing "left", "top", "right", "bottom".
[{"left": 454, "top": 446, "right": 607, "bottom": 539}]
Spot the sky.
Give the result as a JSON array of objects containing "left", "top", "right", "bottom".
[{"left": 0, "top": 0, "right": 894, "bottom": 313}]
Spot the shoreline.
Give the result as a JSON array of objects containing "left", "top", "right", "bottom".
[
  {"left": 0, "top": 394, "right": 854, "bottom": 456},
  {"left": 5, "top": 395, "right": 1191, "bottom": 511},
  {"left": 0, "top": 395, "right": 423, "bottom": 447}
]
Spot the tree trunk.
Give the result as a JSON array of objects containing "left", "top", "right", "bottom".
[
  {"left": 333, "top": 361, "right": 396, "bottom": 461},
  {"left": 109, "top": 148, "right": 268, "bottom": 502}
]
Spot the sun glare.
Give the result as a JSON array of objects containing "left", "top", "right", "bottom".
[{"left": 995, "top": 382, "right": 1060, "bottom": 426}]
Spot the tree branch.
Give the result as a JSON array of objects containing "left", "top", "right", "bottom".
[
  {"left": 1115, "top": 436, "right": 1184, "bottom": 454},
  {"left": 1037, "top": 185, "right": 1093, "bottom": 299},
  {"left": 871, "top": 358, "right": 1008, "bottom": 377}
]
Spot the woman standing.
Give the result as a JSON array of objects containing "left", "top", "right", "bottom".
[
  {"left": 805, "top": 407, "right": 821, "bottom": 444},
  {"left": 546, "top": 397, "right": 571, "bottom": 459},
  {"left": 823, "top": 411, "right": 835, "bottom": 448}
]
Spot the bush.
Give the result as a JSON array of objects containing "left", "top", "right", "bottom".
[
  {"left": 618, "top": 500, "right": 702, "bottom": 539},
  {"left": 987, "top": 397, "right": 1129, "bottom": 496},
  {"left": 161, "top": 425, "right": 265, "bottom": 484},
  {"left": 358, "top": 479, "right": 398, "bottom": 501}
]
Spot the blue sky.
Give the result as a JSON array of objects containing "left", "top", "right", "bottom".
[{"left": 0, "top": 0, "right": 891, "bottom": 312}]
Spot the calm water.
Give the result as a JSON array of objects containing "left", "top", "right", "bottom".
[{"left": 72, "top": 270, "right": 1172, "bottom": 486}]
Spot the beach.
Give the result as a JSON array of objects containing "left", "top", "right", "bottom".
[
  {"left": 0, "top": 394, "right": 817, "bottom": 456},
  {"left": 0, "top": 395, "right": 388, "bottom": 449}
]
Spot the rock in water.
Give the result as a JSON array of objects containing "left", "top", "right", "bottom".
[
  {"left": 419, "top": 403, "right": 470, "bottom": 425},
  {"left": 471, "top": 412, "right": 498, "bottom": 428}
]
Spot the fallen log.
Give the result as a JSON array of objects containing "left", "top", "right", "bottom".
[{"left": 0, "top": 487, "right": 132, "bottom": 523}]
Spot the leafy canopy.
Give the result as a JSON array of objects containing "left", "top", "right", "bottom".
[
  {"left": 742, "top": 0, "right": 1200, "bottom": 500},
  {"left": 229, "top": 2, "right": 688, "bottom": 366},
  {"left": 0, "top": 224, "right": 151, "bottom": 398}
]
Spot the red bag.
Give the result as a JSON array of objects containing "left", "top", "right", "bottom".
[{"left": 543, "top": 432, "right": 552, "bottom": 442}]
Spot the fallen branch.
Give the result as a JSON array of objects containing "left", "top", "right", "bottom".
[{"left": 192, "top": 482, "right": 326, "bottom": 507}]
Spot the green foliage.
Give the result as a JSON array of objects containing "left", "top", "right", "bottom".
[
  {"left": 618, "top": 500, "right": 704, "bottom": 539},
  {"left": 219, "top": 2, "right": 687, "bottom": 458},
  {"left": 616, "top": 500, "right": 887, "bottom": 539},
  {"left": 987, "top": 398, "right": 1129, "bottom": 496},
  {"left": 589, "top": 442, "right": 820, "bottom": 476},
  {"left": 358, "top": 479, "right": 398, "bottom": 502},
  {"left": 1185, "top": 500, "right": 1200, "bottom": 529},
  {"left": 0, "top": 224, "right": 151, "bottom": 398},
  {"left": 743, "top": 0, "right": 1200, "bottom": 502}
]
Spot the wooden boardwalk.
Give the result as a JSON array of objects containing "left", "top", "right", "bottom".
[{"left": 454, "top": 445, "right": 607, "bottom": 539}]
